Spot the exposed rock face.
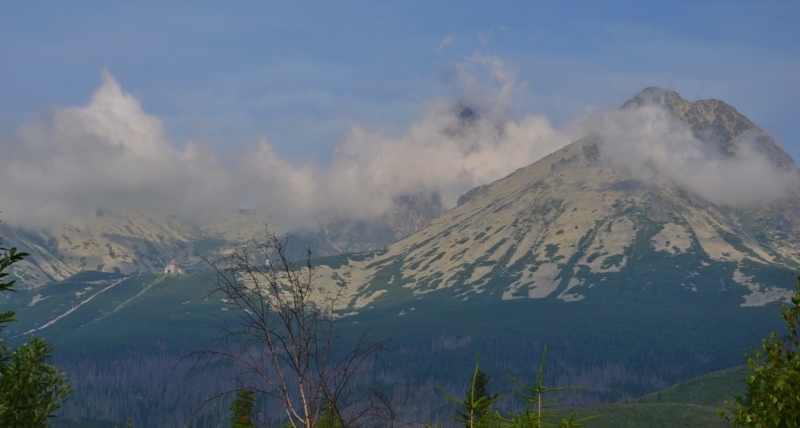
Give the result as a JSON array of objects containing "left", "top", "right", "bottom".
[
  {"left": 457, "top": 185, "right": 488, "bottom": 206},
  {"left": 622, "top": 87, "right": 795, "bottom": 170}
]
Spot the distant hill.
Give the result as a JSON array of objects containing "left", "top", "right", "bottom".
[
  {"left": 557, "top": 365, "right": 747, "bottom": 427},
  {"left": 0, "top": 192, "right": 445, "bottom": 287}
]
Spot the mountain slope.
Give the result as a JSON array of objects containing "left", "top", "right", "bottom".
[
  {"left": 307, "top": 88, "right": 799, "bottom": 312},
  {"left": 1, "top": 194, "right": 444, "bottom": 287},
  {"left": 0, "top": 209, "right": 212, "bottom": 286}
]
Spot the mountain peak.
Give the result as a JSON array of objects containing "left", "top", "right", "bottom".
[
  {"left": 623, "top": 87, "right": 795, "bottom": 169},
  {"left": 622, "top": 87, "right": 686, "bottom": 111}
]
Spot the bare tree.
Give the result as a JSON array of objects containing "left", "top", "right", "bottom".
[{"left": 187, "top": 229, "right": 392, "bottom": 428}]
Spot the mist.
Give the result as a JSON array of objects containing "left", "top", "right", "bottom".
[
  {"left": 568, "top": 103, "right": 799, "bottom": 206},
  {"left": 0, "top": 60, "right": 796, "bottom": 232}
]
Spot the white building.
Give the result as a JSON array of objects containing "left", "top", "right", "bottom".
[{"left": 164, "top": 261, "right": 184, "bottom": 274}]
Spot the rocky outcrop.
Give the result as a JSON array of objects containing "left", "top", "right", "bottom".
[{"left": 623, "top": 87, "right": 795, "bottom": 170}]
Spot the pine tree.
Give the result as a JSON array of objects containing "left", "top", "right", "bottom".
[
  {"left": 458, "top": 369, "right": 500, "bottom": 428},
  {"left": 504, "top": 346, "right": 598, "bottom": 428},
  {"left": 438, "top": 355, "right": 506, "bottom": 428},
  {"left": 437, "top": 349, "right": 599, "bottom": 428},
  {"left": 229, "top": 389, "right": 256, "bottom": 428}
]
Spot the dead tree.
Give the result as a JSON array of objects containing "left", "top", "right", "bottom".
[{"left": 187, "top": 229, "right": 392, "bottom": 428}]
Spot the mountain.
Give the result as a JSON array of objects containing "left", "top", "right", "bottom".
[
  {"left": 1, "top": 194, "right": 445, "bottom": 287},
  {"left": 0, "top": 209, "right": 211, "bottom": 287},
  {"left": 2, "top": 88, "right": 797, "bottom": 426},
  {"left": 307, "top": 87, "right": 799, "bottom": 311}
]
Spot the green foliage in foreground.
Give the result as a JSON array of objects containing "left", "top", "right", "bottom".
[
  {"left": 437, "top": 355, "right": 507, "bottom": 428},
  {"left": 0, "top": 230, "right": 73, "bottom": 427},
  {"left": 0, "top": 336, "right": 73, "bottom": 427},
  {"left": 721, "top": 276, "right": 800, "bottom": 427},
  {"left": 316, "top": 400, "right": 345, "bottom": 428},
  {"left": 456, "top": 368, "right": 502, "bottom": 428},
  {"left": 229, "top": 389, "right": 256, "bottom": 428},
  {"left": 438, "top": 349, "right": 598, "bottom": 428},
  {"left": 0, "top": 232, "right": 24, "bottom": 330},
  {"left": 503, "top": 347, "right": 598, "bottom": 427}
]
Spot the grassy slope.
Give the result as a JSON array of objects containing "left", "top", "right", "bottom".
[
  {"left": 560, "top": 403, "right": 728, "bottom": 428},
  {"left": 557, "top": 365, "right": 747, "bottom": 427},
  {"left": 638, "top": 365, "right": 747, "bottom": 407}
]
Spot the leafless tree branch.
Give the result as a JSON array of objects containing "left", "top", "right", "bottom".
[{"left": 185, "top": 227, "right": 395, "bottom": 428}]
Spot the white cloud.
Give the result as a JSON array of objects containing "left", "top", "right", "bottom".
[
  {"left": 0, "top": 61, "right": 568, "bottom": 231},
  {"left": 0, "top": 69, "right": 234, "bottom": 227},
  {"left": 0, "top": 61, "right": 795, "bottom": 233},
  {"left": 239, "top": 56, "right": 568, "bottom": 230},
  {"left": 567, "top": 104, "right": 799, "bottom": 206},
  {"left": 479, "top": 26, "right": 508, "bottom": 46},
  {"left": 436, "top": 35, "right": 456, "bottom": 53}
]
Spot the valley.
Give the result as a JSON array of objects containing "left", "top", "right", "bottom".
[{"left": 1, "top": 265, "right": 785, "bottom": 427}]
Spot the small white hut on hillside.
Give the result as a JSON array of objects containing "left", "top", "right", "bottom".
[{"left": 164, "top": 261, "right": 184, "bottom": 274}]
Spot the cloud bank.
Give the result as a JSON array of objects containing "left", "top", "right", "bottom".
[
  {"left": 0, "top": 60, "right": 796, "bottom": 231},
  {"left": 568, "top": 104, "right": 799, "bottom": 206},
  {"left": 0, "top": 69, "right": 234, "bottom": 227}
]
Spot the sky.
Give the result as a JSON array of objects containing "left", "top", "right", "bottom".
[{"left": 1, "top": 1, "right": 799, "bottom": 229}]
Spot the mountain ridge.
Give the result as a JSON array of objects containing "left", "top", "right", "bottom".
[
  {"left": 1, "top": 193, "right": 445, "bottom": 287},
  {"left": 4, "top": 87, "right": 797, "bottom": 298}
]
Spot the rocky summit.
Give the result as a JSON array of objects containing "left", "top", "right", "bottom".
[{"left": 623, "top": 87, "right": 795, "bottom": 169}]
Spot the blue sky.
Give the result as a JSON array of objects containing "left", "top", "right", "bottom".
[
  {"left": 1, "top": 1, "right": 800, "bottom": 230},
  {"left": 2, "top": 1, "right": 799, "bottom": 163}
]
